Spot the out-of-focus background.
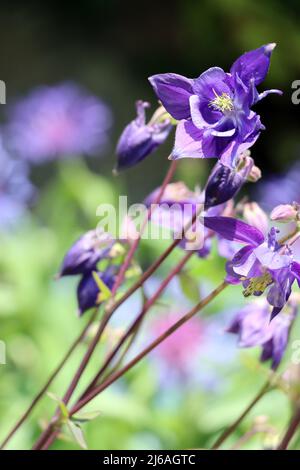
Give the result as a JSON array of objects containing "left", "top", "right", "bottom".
[{"left": 0, "top": 0, "right": 300, "bottom": 450}]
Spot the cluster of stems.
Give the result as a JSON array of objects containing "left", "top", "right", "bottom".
[{"left": 1, "top": 160, "right": 300, "bottom": 451}]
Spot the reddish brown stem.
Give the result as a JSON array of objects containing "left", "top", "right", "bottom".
[
  {"left": 80, "top": 250, "right": 193, "bottom": 398},
  {"left": 277, "top": 407, "right": 300, "bottom": 450}
]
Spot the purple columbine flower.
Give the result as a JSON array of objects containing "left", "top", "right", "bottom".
[
  {"left": 0, "top": 135, "right": 34, "bottom": 229},
  {"left": 149, "top": 44, "right": 281, "bottom": 164},
  {"left": 227, "top": 297, "right": 297, "bottom": 369},
  {"left": 115, "top": 101, "right": 172, "bottom": 171},
  {"left": 58, "top": 229, "right": 114, "bottom": 277},
  {"left": 6, "top": 82, "right": 112, "bottom": 162},
  {"left": 204, "top": 216, "right": 300, "bottom": 318},
  {"left": 77, "top": 267, "right": 116, "bottom": 315}
]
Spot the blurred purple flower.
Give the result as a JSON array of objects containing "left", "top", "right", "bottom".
[
  {"left": 145, "top": 182, "right": 239, "bottom": 258},
  {"left": 116, "top": 101, "right": 172, "bottom": 171},
  {"left": 227, "top": 297, "right": 297, "bottom": 369},
  {"left": 149, "top": 44, "right": 281, "bottom": 164},
  {"left": 258, "top": 162, "right": 300, "bottom": 211},
  {"left": 0, "top": 136, "right": 34, "bottom": 229},
  {"left": 6, "top": 82, "right": 112, "bottom": 162},
  {"left": 204, "top": 216, "right": 300, "bottom": 318},
  {"left": 145, "top": 182, "right": 211, "bottom": 256}
]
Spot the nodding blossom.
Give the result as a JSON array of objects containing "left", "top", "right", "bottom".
[
  {"left": 227, "top": 297, "right": 298, "bottom": 369},
  {"left": 149, "top": 44, "right": 281, "bottom": 165},
  {"left": 6, "top": 82, "right": 112, "bottom": 162},
  {"left": 204, "top": 152, "right": 257, "bottom": 209},
  {"left": 58, "top": 229, "right": 114, "bottom": 277},
  {"left": 77, "top": 267, "right": 116, "bottom": 316},
  {"left": 116, "top": 101, "right": 172, "bottom": 171}
]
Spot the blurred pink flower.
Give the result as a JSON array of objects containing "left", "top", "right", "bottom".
[{"left": 151, "top": 313, "right": 205, "bottom": 378}]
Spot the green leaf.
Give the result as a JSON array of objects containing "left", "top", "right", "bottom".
[
  {"left": 92, "top": 271, "right": 112, "bottom": 302},
  {"left": 179, "top": 271, "right": 200, "bottom": 303},
  {"left": 66, "top": 420, "right": 88, "bottom": 450},
  {"left": 47, "top": 392, "right": 69, "bottom": 420},
  {"left": 72, "top": 410, "right": 102, "bottom": 423}
]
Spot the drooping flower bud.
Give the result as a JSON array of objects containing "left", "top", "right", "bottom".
[
  {"left": 243, "top": 202, "right": 269, "bottom": 234},
  {"left": 227, "top": 297, "right": 297, "bottom": 370},
  {"left": 58, "top": 229, "right": 114, "bottom": 277},
  {"left": 270, "top": 203, "right": 299, "bottom": 223},
  {"left": 115, "top": 101, "right": 172, "bottom": 171},
  {"left": 204, "top": 154, "right": 254, "bottom": 209},
  {"left": 77, "top": 267, "right": 116, "bottom": 315}
]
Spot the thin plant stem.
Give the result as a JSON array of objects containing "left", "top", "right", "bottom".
[
  {"left": 4, "top": 160, "right": 178, "bottom": 450},
  {"left": 110, "top": 159, "right": 177, "bottom": 298},
  {"left": 211, "top": 381, "right": 271, "bottom": 449},
  {"left": 277, "top": 406, "right": 300, "bottom": 450},
  {"left": 80, "top": 250, "right": 194, "bottom": 399},
  {"left": 71, "top": 282, "right": 228, "bottom": 413},
  {"left": 36, "top": 280, "right": 228, "bottom": 450},
  {"left": 57, "top": 161, "right": 178, "bottom": 407}
]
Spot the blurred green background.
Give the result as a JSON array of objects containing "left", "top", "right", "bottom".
[{"left": 0, "top": 0, "right": 300, "bottom": 450}]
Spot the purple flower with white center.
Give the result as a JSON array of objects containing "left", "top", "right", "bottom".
[
  {"left": 115, "top": 101, "right": 172, "bottom": 171},
  {"left": 0, "top": 136, "right": 34, "bottom": 229},
  {"left": 58, "top": 229, "right": 114, "bottom": 277},
  {"left": 77, "top": 267, "right": 116, "bottom": 315},
  {"left": 149, "top": 44, "right": 281, "bottom": 164},
  {"left": 204, "top": 152, "right": 255, "bottom": 209},
  {"left": 204, "top": 216, "right": 300, "bottom": 318},
  {"left": 227, "top": 297, "right": 297, "bottom": 369},
  {"left": 6, "top": 82, "right": 112, "bottom": 163}
]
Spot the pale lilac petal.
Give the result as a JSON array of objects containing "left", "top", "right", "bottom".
[
  {"left": 257, "top": 89, "right": 283, "bottom": 102},
  {"left": 171, "top": 120, "right": 210, "bottom": 160},
  {"left": 254, "top": 244, "right": 292, "bottom": 270},
  {"left": 189, "top": 95, "right": 210, "bottom": 129},
  {"left": 233, "top": 250, "right": 257, "bottom": 277}
]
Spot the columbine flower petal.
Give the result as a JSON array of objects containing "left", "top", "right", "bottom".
[
  {"left": 230, "top": 43, "right": 276, "bottom": 86},
  {"left": 148, "top": 73, "right": 194, "bottom": 120},
  {"left": 204, "top": 216, "right": 265, "bottom": 245}
]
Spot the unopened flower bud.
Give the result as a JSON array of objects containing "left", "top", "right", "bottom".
[
  {"left": 270, "top": 203, "right": 299, "bottom": 223},
  {"left": 247, "top": 164, "right": 262, "bottom": 182},
  {"left": 115, "top": 101, "right": 172, "bottom": 171}
]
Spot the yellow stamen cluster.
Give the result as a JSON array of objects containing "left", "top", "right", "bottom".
[
  {"left": 242, "top": 272, "right": 273, "bottom": 297},
  {"left": 209, "top": 90, "right": 234, "bottom": 113}
]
